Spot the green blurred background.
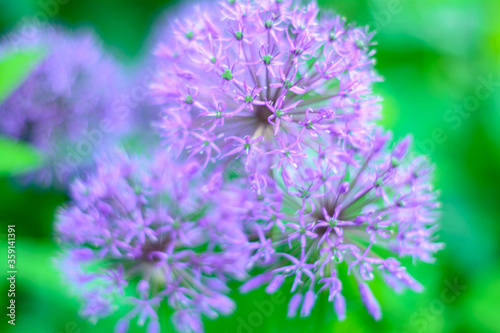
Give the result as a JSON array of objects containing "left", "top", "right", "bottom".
[{"left": 1, "top": 0, "right": 500, "bottom": 332}]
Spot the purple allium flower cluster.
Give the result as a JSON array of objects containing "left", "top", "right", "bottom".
[
  {"left": 0, "top": 25, "right": 127, "bottom": 185},
  {"left": 238, "top": 129, "right": 443, "bottom": 320},
  {"left": 55, "top": 149, "right": 251, "bottom": 332},
  {"left": 151, "top": 0, "right": 381, "bottom": 181},
  {"left": 49, "top": 0, "right": 443, "bottom": 331}
]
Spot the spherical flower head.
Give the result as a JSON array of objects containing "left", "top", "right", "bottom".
[
  {"left": 0, "top": 25, "right": 128, "bottom": 185},
  {"left": 55, "top": 148, "right": 251, "bottom": 333},
  {"left": 239, "top": 128, "right": 443, "bottom": 321},
  {"left": 151, "top": 0, "right": 381, "bottom": 184}
]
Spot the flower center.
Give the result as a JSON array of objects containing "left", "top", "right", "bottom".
[
  {"left": 141, "top": 236, "right": 171, "bottom": 262},
  {"left": 222, "top": 69, "right": 233, "bottom": 80},
  {"left": 255, "top": 104, "right": 274, "bottom": 124},
  {"left": 184, "top": 95, "right": 193, "bottom": 104},
  {"left": 355, "top": 40, "right": 365, "bottom": 50}
]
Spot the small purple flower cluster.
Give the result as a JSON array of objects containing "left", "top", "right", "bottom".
[
  {"left": 49, "top": 0, "right": 443, "bottom": 332},
  {"left": 0, "top": 25, "right": 126, "bottom": 185},
  {"left": 56, "top": 149, "right": 251, "bottom": 332}
]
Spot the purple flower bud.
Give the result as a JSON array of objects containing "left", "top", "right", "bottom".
[
  {"left": 300, "top": 290, "right": 316, "bottom": 317},
  {"left": 400, "top": 274, "right": 424, "bottom": 293},
  {"left": 240, "top": 273, "right": 272, "bottom": 294},
  {"left": 265, "top": 274, "right": 285, "bottom": 294},
  {"left": 334, "top": 294, "right": 346, "bottom": 321},
  {"left": 114, "top": 319, "right": 129, "bottom": 333},
  {"left": 359, "top": 283, "right": 382, "bottom": 320},
  {"left": 138, "top": 280, "right": 150, "bottom": 294},
  {"left": 287, "top": 293, "right": 303, "bottom": 318},
  {"left": 147, "top": 320, "right": 160, "bottom": 333},
  {"left": 172, "top": 310, "right": 203, "bottom": 333},
  {"left": 338, "top": 181, "right": 350, "bottom": 194},
  {"left": 392, "top": 135, "right": 412, "bottom": 160}
]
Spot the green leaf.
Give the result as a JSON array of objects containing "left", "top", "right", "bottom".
[
  {"left": 0, "top": 47, "right": 45, "bottom": 104},
  {"left": 0, "top": 135, "right": 43, "bottom": 175}
]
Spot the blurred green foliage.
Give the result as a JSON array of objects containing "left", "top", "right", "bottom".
[
  {"left": 1, "top": 0, "right": 500, "bottom": 332},
  {"left": 0, "top": 136, "right": 42, "bottom": 175},
  {"left": 0, "top": 48, "right": 45, "bottom": 103}
]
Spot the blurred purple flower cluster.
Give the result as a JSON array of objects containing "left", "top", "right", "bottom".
[
  {"left": 9, "top": 0, "right": 446, "bottom": 332},
  {"left": 0, "top": 25, "right": 127, "bottom": 185}
]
